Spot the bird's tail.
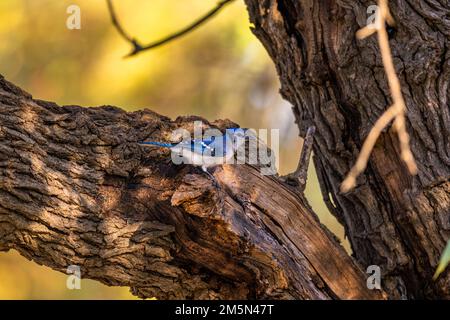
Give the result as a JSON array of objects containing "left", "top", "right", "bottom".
[{"left": 138, "top": 141, "right": 174, "bottom": 148}]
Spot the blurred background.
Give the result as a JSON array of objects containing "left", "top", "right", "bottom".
[{"left": 0, "top": 0, "right": 347, "bottom": 299}]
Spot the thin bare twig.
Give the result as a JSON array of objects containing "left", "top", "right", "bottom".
[
  {"left": 281, "top": 126, "right": 315, "bottom": 192},
  {"left": 295, "top": 126, "right": 316, "bottom": 190},
  {"left": 341, "top": 0, "right": 418, "bottom": 193},
  {"left": 106, "top": 0, "right": 236, "bottom": 57}
]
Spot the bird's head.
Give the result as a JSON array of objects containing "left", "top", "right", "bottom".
[{"left": 226, "top": 127, "right": 245, "bottom": 138}]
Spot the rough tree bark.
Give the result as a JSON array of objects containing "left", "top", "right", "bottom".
[
  {"left": 0, "top": 75, "right": 382, "bottom": 300},
  {"left": 244, "top": 0, "right": 450, "bottom": 299}
]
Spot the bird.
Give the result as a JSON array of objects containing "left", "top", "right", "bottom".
[{"left": 138, "top": 128, "right": 250, "bottom": 183}]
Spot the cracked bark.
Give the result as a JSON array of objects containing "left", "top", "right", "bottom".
[
  {"left": 244, "top": 0, "right": 450, "bottom": 299},
  {"left": 0, "top": 75, "right": 382, "bottom": 300}
]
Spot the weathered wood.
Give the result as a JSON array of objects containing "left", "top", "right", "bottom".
[
  {"left": 244, "top": 0, "right": 450, "bottom": 299},
  {"left": 0, "top": 75, "right": 382, "bottom": 299}
]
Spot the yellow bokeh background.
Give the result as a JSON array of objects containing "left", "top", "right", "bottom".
[{"left": 0, "top": 0, "right": 347, "bottom": 299}]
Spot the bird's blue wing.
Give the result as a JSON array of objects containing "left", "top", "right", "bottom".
[
  {"left": 176, "top": 136, "right": 229, "bottom": 157},
  {"left": 176, "top": 138, "right": 211, "bottom": 152}
]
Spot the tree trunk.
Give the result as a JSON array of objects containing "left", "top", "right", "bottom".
[
  {"left": 244, "top": 0, "right": 450, "bottom": 299},
  {"left": 0, "top": 75, "right": 382, "bottom": 300}
]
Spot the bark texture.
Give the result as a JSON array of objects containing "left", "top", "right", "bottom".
[
  {"left": 244, "top": 0, "right": 450, "bottom": 299},
  {"left": 0, "top": 75, "right": 381, "bottom": 300}
]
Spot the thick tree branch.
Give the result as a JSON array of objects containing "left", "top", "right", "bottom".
[{"left": 0, "top": 75, "right": 382, "bottom": 300}]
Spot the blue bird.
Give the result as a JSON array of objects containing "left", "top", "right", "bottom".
[{"left": 139, "top": 128, "right": 250, "bottom": 182}]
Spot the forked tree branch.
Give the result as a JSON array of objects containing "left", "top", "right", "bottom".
[{"left": 106, "top": 0, "right": 236, "bottom": 57}]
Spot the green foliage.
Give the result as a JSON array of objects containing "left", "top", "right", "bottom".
[{"left": 434, "top": 240, "right": 450, "bottom": 280}]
